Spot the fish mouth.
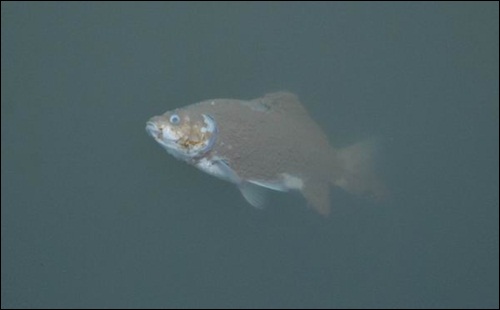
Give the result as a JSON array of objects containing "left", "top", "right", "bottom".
[
  {"left": 145, "top": 121, "right": 159, "bottom": 138},
  {"left": 146, "top": 115, "right": 218, "bottom": 160},
  {"left": 146, "top": 120, "right": 185, "bottom": 153},
  {"left": 145, "top": 121, "right": 177, "bottom": 145}
]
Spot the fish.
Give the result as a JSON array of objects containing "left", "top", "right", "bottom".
[{"left": 146, "top": 91, "right": 385, "bottom": 216}]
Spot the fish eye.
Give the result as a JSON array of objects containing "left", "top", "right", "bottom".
[{"left": 169, "top": 114, "right": 180, "bottom": 125}]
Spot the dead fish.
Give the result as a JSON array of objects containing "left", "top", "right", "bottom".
[{"left": 146, "top": 92, "right": 385, "bottom": 216}]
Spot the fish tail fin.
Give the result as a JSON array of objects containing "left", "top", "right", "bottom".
[{"left": 334, "top": 139, "right": 388, "bottom": 200}]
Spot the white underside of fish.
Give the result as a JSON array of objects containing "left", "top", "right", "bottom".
[{"left": 196, "top": 156, "right": 305, "bottom": 209}]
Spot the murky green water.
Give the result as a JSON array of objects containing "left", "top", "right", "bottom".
[{"left": 2, "top": 2, "right": 498, "bottom": 308}]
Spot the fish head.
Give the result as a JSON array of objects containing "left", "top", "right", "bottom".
[{"left": 146, "top": 109, "right": 217, "bottom": 161}]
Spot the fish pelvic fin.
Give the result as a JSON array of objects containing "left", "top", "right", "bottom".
[
  {"left": 238, "top": 182, "right": 268, "bottom": 209},
  {"left": 334, "top": 139, "right": 388, "bottom": 200},
  {"left": 302, "top": 181, "right": 331, "bottom": 216}
]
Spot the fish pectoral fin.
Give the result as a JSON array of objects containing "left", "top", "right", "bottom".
[
  {"left": 301, "top": 181, "right": 331, "bottom": 216},
  {"left": 238, "top": 182, "right": 269, "bottom": 209}
]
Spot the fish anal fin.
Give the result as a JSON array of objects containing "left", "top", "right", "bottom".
[{"left": 301, "top": 181, "right": 331, "bottom": 216}]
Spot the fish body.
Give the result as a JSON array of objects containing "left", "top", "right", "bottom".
[{"left": 146, "top": 92, "right": 384, "bottom": 216}]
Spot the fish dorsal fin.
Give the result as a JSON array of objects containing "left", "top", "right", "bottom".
[{"left": 253, "top": 91, "right": 310, "bottom": 118}]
